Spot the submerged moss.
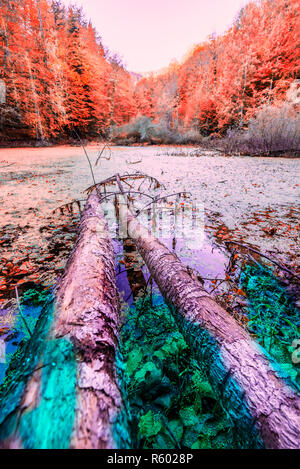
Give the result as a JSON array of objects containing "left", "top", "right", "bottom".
[
  {"left": 118, "top": 295, "right": 236, "bottom": 449},
  {"left": 22, "top": 288, "right": 51, "bottom": 307},
  {"left": 241, "top": 263, "right": 300, "bottom": 387}
]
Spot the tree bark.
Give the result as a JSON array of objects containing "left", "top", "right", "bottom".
[
  {"left": 118, "top": 195, "right": 300, "bottom": 449},
  {"left": 0, "top": 193, "right": 130, "bottom": 449}
]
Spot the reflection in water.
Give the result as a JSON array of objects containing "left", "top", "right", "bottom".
[
  {"left": 109, "top": 198, "right": 229, "bottom": 314},
  {"left": 123, "top": 238, "right": 147, "bottom": 301}
]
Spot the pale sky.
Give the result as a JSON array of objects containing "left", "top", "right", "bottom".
[{"left": 63, "top": 0, "right": 249, "bottom": 73}]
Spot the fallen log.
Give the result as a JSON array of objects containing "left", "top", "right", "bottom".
[
  {"left": 117, "top": 189, "right": 300, "bottom": 449},
  {"left": 0, "top": 193, "right": 130, "bottom": 449}
]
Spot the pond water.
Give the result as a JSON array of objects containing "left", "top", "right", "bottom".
[{"left": 0, "top": 144, "right": 299, "bottom": 384}]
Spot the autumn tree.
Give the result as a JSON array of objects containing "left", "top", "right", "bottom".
[
  {"left": 135, "top": 0, "right": 300, "bottom": 136},
  {"left": 0, "top": 0, "right": 137, "bottom": 143}
]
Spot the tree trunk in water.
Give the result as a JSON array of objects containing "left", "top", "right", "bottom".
[
  {"left": 0, "top": 193, "right": 130, "bottom": 449},
  {"left": 118, "top": 196, "right": 300, "bottom": 449},
  {"left": 123, "top": 238, "right": 147, "bottom": 300}
]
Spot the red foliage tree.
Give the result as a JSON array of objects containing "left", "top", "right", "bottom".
[
  {"left": 0, "top": 0, "right": 137, "bottom": 141},
  {"left": 135, "top": 0, "right": 300, "bottom": 135}
]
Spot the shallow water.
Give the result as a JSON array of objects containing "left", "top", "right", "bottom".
[
  {"left": 0, "top": 144, "right": 298, "bottom": 300},
  {"left": 0, "top": 144, "right": 298, "bottom": 285},
  {"left": 0, "top": 145, "right": 299, "bottom": 382}
]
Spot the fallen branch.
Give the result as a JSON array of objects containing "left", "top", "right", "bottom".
[
  {"left": 85, "top": 172, "right": 164, "bottom": 196},
  {"left": 99, "top": 191, "right": 154, "bottom": 204},
  {"left": 225, "top": 240, "right": 300, "bottom": 279},
  {"left": 95, "top": 143, "right": 112, "bottom": 166},
  {"left": 126, "top": 159, "right": 142, "bottom": 165},
  {"left": 15, "top": 286, "right": 32, "bottom": 338},
  {"left": 73, "top": 130, "right": 99, "bottom": 197},
  {"left": 0, "top": 193, "right": 131, "bottom": 449},
  {"left": 0, "top": 163, "right": 15, "bottom": 168},
  {"left": 135, "top": 192, "right": 191, "bottom": 217},
  {"left": 53, "top": 199, "right": 86, "bottom": 215}
]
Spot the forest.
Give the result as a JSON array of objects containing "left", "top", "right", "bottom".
[
  {"left": 0, "top": 0, "right": 299, "bottom": 453},
  {"left": 0, "top": 0, "right": 299, "bottom": 153}
]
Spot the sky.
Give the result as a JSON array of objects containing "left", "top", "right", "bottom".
[{"left": 63, "top": 0, "right": 249, "bottom": 73}]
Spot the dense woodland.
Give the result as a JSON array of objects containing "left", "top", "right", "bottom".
[
  {"left": 135, "top": 0, "right": 300, "bottom": 134},
  {"left": 0, "top": 0, "right": 137, "bottom": 143},
  {"left": 0, "top": 0, "right": 299, "bottom": 146}
]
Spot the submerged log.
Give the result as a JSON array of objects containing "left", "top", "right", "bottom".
[
  {"left": 117, "top": 192, "right": 300, "bottom": 449},
  {"left": 123, "top": 238, "right": 147, "bottom": 300},
  {"left": 0, "top": 193, "right": 130, "bottom": 449}
]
